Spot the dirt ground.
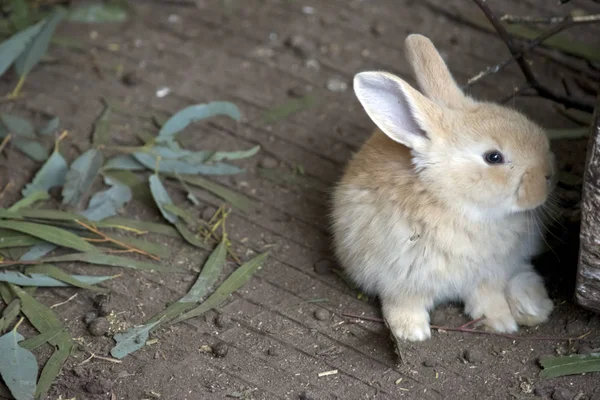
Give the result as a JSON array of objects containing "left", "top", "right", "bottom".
[{"left": 1, "top": 0, "right": 600, "bottom": 399}]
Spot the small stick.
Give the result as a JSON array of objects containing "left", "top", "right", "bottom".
[
  {"left": 0, "top": 134, "right": 12, "bottom": 155},
  {"left": 500, "top": 14, "right": 600, "bottom": 25},
  {"left": 50, "top": 293, "right": 78, "bottom": 309},
  {"left": 79, "top": 352, "right": 122, "bottom": 365}
]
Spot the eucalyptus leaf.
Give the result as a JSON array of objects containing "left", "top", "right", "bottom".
[
  {"left": 68, "top": 2, "right": 129, "bottom": 23},
  {"left": 19, "top": 243, "right": 57, "bottom": 262},
  {"left": 0, "top": 329, "right": 38, "bottom": 400},
  {"left": 173, "top": 174, "right": 252, "bottom": 211},
  {"left": 171, "top": 251, "right": 268, "bottom": 324},
  {"left": 0, "top": 113, "right": 35, "bottom": 138},
  {"left": 38, "top": 117, "right": 60, "bottom": 135},
  {"left": 0, "top": 270, "right": 113, "bottom": 288},
  {"left": 35, "top": 339, "right": 72, "bottom": 399},
  {"left": 134, "top": 151, "right": 243, "bottom": 175},
  {"left": 175, "top": 221, "right": 209, "bottom": 250},
  {"left": 15, "top": 7, "right": 67, "bottom": 77},
  {"left": 8, "top": 190, "right": 49, "bottom": 212},
  {"left": 43, "top": 253, "right": 174, "bottom": 272},
  {"left": 159, "top": 101, "right": 242, "bottom": 139},
  {"left": 0, "top": 220, "right": 97, "bottom": 253},
  {"left": 204, "top": 145, "right": 260, "bottom": 162},
  {"left": 92, "top": 101, "right": 111, "bottom": 146},
  {"left": 149, "top": 174, "right": 177, "bottom": 223},
  {"left": 19, "top": 327, "right": 64, "bottom": 351},
  {"left": 540, "top": 353, "right": 600, "bottom": 378},
  {"left": 80, "top": 176, "right": 132, "bottom": 221},
  {"left": 98, "top": 217, "right": 178, "bottom": 237},
  {"left": 103, "top": 154, "right": 145, "bottom": 171},
  {"left": 62, "top": 148, "right": 104, "bottom": 206},
  {"left": 110, "top": 320, "right": 160, "bottom": 359},
  {"left": 0, "top": 20, "right": 44, "bottom": 77},
  {"left": 102, "top": 170, "right": 153, "bottom": 205},
  {"left": 25, "top": 265, "right": 112, "bottom": 292},
  {"left": 22, "top": 151, "right": 68, "bottom": 197},
  {"left": 12, "top": 138, "right": 49, "bottom": 162},
  {"left": 0, "top": 299, "right": 20, "bottom": 332},
  {"left": 0, "top": 230, "right": 42, "bottom": 248},
  {"left": 179, "top": 240, "right": 227, "bottom": 303}
]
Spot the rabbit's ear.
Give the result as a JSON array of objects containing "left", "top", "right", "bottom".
[
  {"left": 404, "top": 34, "right": 472, "bottom": 108},
  {"left": 353, "top": 71, "right": 443, "bottom": 152}
]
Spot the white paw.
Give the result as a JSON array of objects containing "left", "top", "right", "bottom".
[
  {"left": 507, "top": 271, "right": 554, "bottom": 326},
  {"left": 384, "top": 313, "right": 431, "bottom": 342},
  {"left": 483, "top": 313, "right": 518, "bottom": 333}
]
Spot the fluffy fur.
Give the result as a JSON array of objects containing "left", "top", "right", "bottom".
[{"left": 331, "top": 34, "right": 555, "bottom": 342}]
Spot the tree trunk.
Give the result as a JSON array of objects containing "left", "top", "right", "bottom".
[{"left": 576, "top": 94, "right": 600, "bottom": 313}]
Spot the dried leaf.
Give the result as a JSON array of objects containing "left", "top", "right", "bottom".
[
  {"left": 0, "top": 113, "right": 35, "bottom": 138},
  {"left": 22, "top": 151, "right": 68, "bottom": 197},
  {"left": 540, "top": 353, "right": 600, "bottom": 378},
  {"left": 43, "top": 253, "right": 174, "bottom": 272},
  {"left": 8, "top": 190, "right": 49, "bottom": 212},
  {"left": 149, "top": 174, "right": 177, "bottom": 223},
  {"left": 0, "top": 269, "right": 114, "bottom": 288},
  {"left": 171, "top": 251, "right": 268, "bottom": 324},
  {"left": 0, "top": 220, "right": 96, "bottom": 253},
  {"left": 173, "top": 174, "right": 252, "bottom": 211},
  {"left": 158, "top": 102, "right": 242, "bottom": 139},
  {"left": 0, "top": 20, "right": 43, "bottom": 77},
  {"left": 14, "top": 7, "right": 67, "bottom": 77},
  {"left": 0, "top": 299, "right": 20, "bottom": 332},
  {"left": 38, "top": 117, "right": 60, "bottom": 135},
  {"left": 80, "top": 176, "right": 131, "bottom": 221},
  {"left": 110, "top": 320, "right": 160, "bottom": 359},
  {"left": 68, "top": 2, "right": 128, "bottom": 23},
  {"left": 0, "top": 329, "right": 38, "bottom": 400},
  {"left": 62, "top": 149, "right": 104, "bottom": 206}
]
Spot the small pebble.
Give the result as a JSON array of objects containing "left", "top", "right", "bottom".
[
  {"left": 314, "top": 259, "right": 332, "bottom": 274},
  {"left": 84, "top": 378, "right": 112, "bottom": 395},
  {"left": 327, "top": 77, "right": 348, "bottom": 92},
  {"left": 121, "top": 71, "right": 141, "bottom": 86},
  {"left": 93, "top": 294, "right": 111, "bottom": 317},
  {"left": 259, "top": 156, "right": 278, "bottom": 169},
  {"left": 88, "top": 317, "right": 109, "bottom": 337},
  {"left": 287, "top": 86, "right": 310, "bottom": 98},
  {"left": 422, "top": 359, "right": 436, "bottom": 368},
  {"left": 370, "top": 21, "right": 386, "bottom": 36},
  {"left": 299, "top": 391, "right": 316, "bottom": 400},
  {"left": 267, "top": 347, "right": 280, "bottom": 356},
  {"left": 214, "top": 314, "right": 231, "bottom": 329},
  {"left": 463, "top": 348, "right": 484, "bottom": 364},
  {"left": 313, "top": 309, "right": 330, "bottom": 321},
  {"left": 284, "top": 35, "right": 316, "bottom": 59},
  {"left": 156, "top": 87, "right": 171, "bottom": 98},
  {"left": 213, "top": 342, "right": 229, "bottom": 358},
  {"left": 83, "top": 311, "right": 98, "bottom": 324},
  {"left": 202, "top": 206, "right": 217, "bottom": 221},
  {"left": 552, "top": 388, "right": 573, "bottom": 400}
]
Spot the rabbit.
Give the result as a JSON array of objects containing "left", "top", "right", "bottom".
[{"left": 331, "top": 34, "right": 556, "bottom": 342}]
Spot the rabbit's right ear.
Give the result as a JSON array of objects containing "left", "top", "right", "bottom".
[
  {"left": 353, "top": 71, "right": 443, "bottom": 153},
  {"left": 404, "top": 34, "right": 473, "bottom": 108}
]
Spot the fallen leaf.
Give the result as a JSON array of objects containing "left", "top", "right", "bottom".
[
  {"left": 103, "top": 154, "right": 145, "bottom": 171},
  {"left": 158, "top": 102, "right": 242, "bottom": 139},
  {"left": 0, "top": 299, "right": 20, "bottom": 332},
  {"left": 0, "top": 220, "right": 97, "bottom": 253},
  {"left": 540, "top": 353, "right": 600, "bottom": 378},
  {"left": 149, "top": 174, "right": 177, "bottom": 223},
  {"left": 25, "top": 264, "right": 113, "bottom": 292},
  {"left": 92, "top": 101, "right": 111, "bottom": 146},
  {"left": 62, "top": 149, "right": 104, "bottom": 206},
  {"left": 43, "top": 253, "right": 174, "bottom": 272},
  {"left": 173, "top": 174, "right": 252, "bottom": 211},
  {"left": 22, "top": 151, "right": 68, "bottom": 197},
  {"left": 38, "top": 117, "right": 60, "bottom": 135},
  {"left": 7, "top": 190, "right": 49, "bottom": 212},
  {"left": 0, "top": 113, "right": 35, "bottom": 138},
  {"left": 80, "top": 176, "right": 132, "bottom": 221},
  {"left": 0, "top": 19, "right": 44, "bottom": 77},
  {"left": 134, "top": 151, "right": 243, "bottom": 175},
  {"left": 0, "top": 270, "right": 113, "bottom": 288},
  {"left": 110, "top": 320, "right": 160, "bottom": 359},
  {"left": 19, "top": 327, "right": 64, "bottom": 351},
  {"left": 0, "top": 328, "right": 38, "bottom": 400}
]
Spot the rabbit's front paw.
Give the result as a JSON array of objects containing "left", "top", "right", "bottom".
[
  {"left": 483, "top": 312, "right": 518, "bottom": 333},
  {"left": 382, "top": 300, "right": 431, "bottom": 342},
  {"left": 507, "top": 270, "right": 553, "bottom": 326}
]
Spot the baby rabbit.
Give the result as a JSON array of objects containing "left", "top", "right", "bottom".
[{"left": 332, "top": 34, "right": 555, "bottom": 342}]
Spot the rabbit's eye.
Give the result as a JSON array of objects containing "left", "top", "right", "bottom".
[{"left": 484, "top": 150, "right": 504, "bottom": 165}]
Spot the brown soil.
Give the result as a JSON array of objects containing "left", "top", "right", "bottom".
[{"left": 1, "top": 0, "right": 600, "bottom": 399}]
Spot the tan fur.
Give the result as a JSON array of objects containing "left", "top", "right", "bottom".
[{"left": 332, "top": 34, "right": 555, "bottom": 342}]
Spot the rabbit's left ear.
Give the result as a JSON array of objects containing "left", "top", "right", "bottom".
[{"left": 404, "top": 34, "right": 474, "bottom": 109}]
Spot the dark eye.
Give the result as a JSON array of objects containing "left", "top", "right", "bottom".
[{"left": 484, "top": 150, "right": 504, "bottom": 165}]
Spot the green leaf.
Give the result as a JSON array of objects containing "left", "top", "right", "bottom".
[
  {"left": 43, "top": 253, "right": 174, "bottom": 272},
  {"left": 68, "top": 2, "right": 129, "bottom": 23},
  {"left": 92, "top": 101, "right": 111, "bottom": 146},
  {"left": 173, "top": 174, "right": 252, "bottom": 211},
  {"left": 19, "top": 243, "right": 56, "bottom": 262},
  {"left": 174, "top": 221, "right": 209, "bottom": 250},
  {"left": 158, "top": 102, "right": 242, "bottom": 139},
  {"left": 0, "top": 269, "right": 114, "bottom": 288},
  {"left": 0, "top": 113, "right": 35, "bottom": 138},
  {"left": 103, "top": 154, "right": 145, "bottom": 171},
  {"left": 97, "top": 217, "right": 178, "bottom": 237},
  {"left": 134, "top": 151, "right": 244, "bottom": 175},
  {"left": 14, "top": 7, "right": 67, "bottom": 76},
  {"left": 546, "top": 128, "right": 589, "bottom": 141},
  {"left": 19, "top": 327, "right": 63, "bottom": 351},
  {"left": 35, "top": 340, "right": 72, "bottom": 399},
  {"left": 180, "top": 240, "right": 227, "bottom": 302},
  {"left": 102, "top": 170, "right": 153, "bottom": 205},
  {"left": 0, "top": 230, "right": 43, "bottom": 248},
  {"left": 0, "top": 329, "right": 38, "bottom": 400},
  {"left": 110, "top": 320, "right": 160, "bottom": 359},
  {"left": 171, "top": 251, "right": 268, "bottom": 324},
  {"left": 0, "top": 220, "right": 97, "bottom": 253},
  {"left": 62, "top": 149, "right": 104, "bottom": 206},
  {"left": 149, "top": 174, "right": 177, "bottom": 224},
  {"left": 0, "top": 20, "right": 43, "bottom": 77},
  {"left": 263, "top": 95, "right": 316, "bottom": 123},
  {"left": 163, "top": 203, "right": 197, "bottom": 227},
  {"left": 12, "top": 138, "right": 49, "bottom": 162},
  {"left": 80, "top": 176, "right": 131, "bottom": 221},
  {"left": 106, "top": 234, "right": 170, "bottom": 259},
  {"left": 204, "top": 145, "right": 261, "bottom": 163},
  {"left": 0, "top": 299, "right": 20, "bottom": 332},
  {"left": 25, "top": 265, "right": 113, "bottom": 292},
  {"left": 38, "top": 117, "right": 60, "bottom": 135},
  {"left": 22, "top": 151, "right": 68, "bottom": 197},
  {"left": 8, "top": 190, "right": 49, "bottom": 212},
  {"left": 0, "top": 208, "right": 84, "bottom": 222},
  {"left": 540, "top": 353, "right": 600, "bottom": 378}
]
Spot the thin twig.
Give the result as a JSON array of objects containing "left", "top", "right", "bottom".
[
  {"left": 0, "top": 134, "right": 12, "bottom": 156},
  {"left": 79, "top": 352, "right": 122, "bottom": 365},
  {"left": 500, "top": 14, "right": 600, "bottom": 25},
  {"left": 470, "top": 0, "right": 594, "bottom": 112},
  {"left": 341, "top": 312, "right": 592, "bottom": 341},
  {"left": 50, "top": 293, "right": 78, "bottom": 309}
]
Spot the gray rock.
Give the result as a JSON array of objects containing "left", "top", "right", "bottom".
[
  {"left": 313, "top": 309, "right": 330, "bottom": 321},
  {"left": 88, "top": 317, "right": 109, "bottom": 337}
]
